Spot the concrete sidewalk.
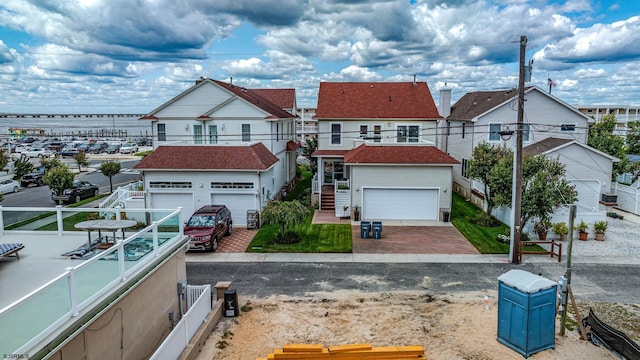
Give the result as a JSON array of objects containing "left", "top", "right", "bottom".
[{"left": 185, "top": 251, "right": 640, "bottom": 265}]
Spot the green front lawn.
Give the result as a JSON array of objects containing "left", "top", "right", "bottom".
[
  {"left": 450, "top": 192, "right": 542, "bottom": 254},
  {"left": 246, "top": 210, "right": 352, "bottom": 253}
]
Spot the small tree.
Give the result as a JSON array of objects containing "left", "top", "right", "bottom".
[
  {"left": 43, "top": 165, "right": 75, "bottom": 205},
  {"left": 261, "top": 200, "right": 308, "bottom": 243},
  {"left": 467, "top": 142, "right": 512, "bottom": 219},
  {"left": 40, "top": 156, "right": 63, "bottom": 168},
  {"left": 0, "top": 150, "right": 9, "bottom": 173},
  {"left": 99, "top": 160, "right": 121, "bottom": 193},
  {"left": 12, "top": 156, "right": 34, "bottom": 180},
  {"left": 588, "top": 114, "right": 630, "bottom": 178},
  {"left": 73, "top": 151, "right": 90, "bottom": 173},
  {"left": 301, "top": 137, "right": 318, "bottom": 173}
]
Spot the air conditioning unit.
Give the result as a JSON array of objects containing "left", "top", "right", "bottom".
[{"left": 601, "top": 193, "right": 617, "bottom": 203}]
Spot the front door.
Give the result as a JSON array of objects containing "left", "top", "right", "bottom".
[{"left": 323, "top": 160, "right": 344, "bottom": 185}]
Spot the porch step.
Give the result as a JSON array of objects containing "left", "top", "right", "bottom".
[{"left": 321, "top": 193, "right": 335, "bottom": 211}]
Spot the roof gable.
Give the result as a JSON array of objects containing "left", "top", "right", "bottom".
[
  {"left": 344, "top": 144, "right": 459, "bottom": 165},
  {"left": 315, "top": 82, "right": 442, "bottom": 119},
  {"left": 143, "top": 79, "right": 296, "bottom": 120},
  {"left": 523, "top": 137, "right": 619, "bottom": 161},
  {"left": 133, "top": 143, "right": 279, "bottom": 171}
]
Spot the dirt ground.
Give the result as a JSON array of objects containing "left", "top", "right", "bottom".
[{"left": 194, "top": 290, "right": 640, "bottom": 360}]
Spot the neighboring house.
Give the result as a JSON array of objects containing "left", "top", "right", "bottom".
[
  {"left": 312, "top": 81, "right": 458, "bottom": 222},
  {"left": 443, "top": 86, "right": 616, "bottom": 226},
  {"left": 135, "top": 78, "right": 298, "bottom": 224}
]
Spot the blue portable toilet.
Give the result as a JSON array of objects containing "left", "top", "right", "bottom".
[{"left": 497, "top": 269, "right": 557, "bottom": 357}]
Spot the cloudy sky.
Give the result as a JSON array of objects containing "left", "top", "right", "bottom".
[{"left": 0, "top": 0, "right": 639, "bottom": 114}]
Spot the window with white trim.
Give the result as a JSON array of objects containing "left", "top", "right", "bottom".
[
  {"left": 157, "top": 123, "right": 166, "bottom": 141},
  {"left": 560, "top": 124, "right": 576, "bottom": 132},
  {"left": 488, "top": 123, "right": 502, "bottom": 141},
  {"left": 149, "top": 181, "right": 192, "bottom": 188},
  {"left": 373, "top": 125, "right": 381, "bottom": 142},
  {"left": 193, "top": 124, "right": 203, "bottom": 144},
  {"left": 462, "top": 158, "right": 469, "bottom": 178},
  {"left": 523, "top": 123, "right": 530, "bottom": 142},
  {"left": 242, "top": 123, "right": 251, "bottom": 142},
  {"left": 396, "top": 125, "right": 419, "bottom": 143},
  {"left": 211, "top": 182, "right": 254, "bottom": 189},
  {"left": 208, "top": 125, "right": 218, "bottom": 144},
  {"left": 330, "top": 123, "right": 342, "bottom": 145}
]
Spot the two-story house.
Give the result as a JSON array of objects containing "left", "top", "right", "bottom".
[
  {"left": 443, "top": 86, "right": 617, "bottom": 226},
  {"left": 134, "top": 79, "right": 298, "bottom": 225},
  {"left": 312, "top": 81, "right": 458, "bottom": 222}
]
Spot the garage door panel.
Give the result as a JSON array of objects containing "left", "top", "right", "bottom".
[
  {"left": 151, "top": 193, "right": 195, "bottom": 223},
  {"left": 363, "top": 188, "right": 438, "bottom": 220},
  {"left": 211, "top": 194, "right": 256, "bottom": 226}
]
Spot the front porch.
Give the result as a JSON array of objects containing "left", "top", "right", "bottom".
[{"left": 313, "top": 174, "right": 352, "bottom": 218}]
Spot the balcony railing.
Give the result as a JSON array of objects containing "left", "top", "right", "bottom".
[{"left": 0, "top": 207, "right": 185, "bottom": 356}]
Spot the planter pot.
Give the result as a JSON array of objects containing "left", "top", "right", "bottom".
[
  {"left": 578, "top": 232, "right": 588, "bottom": 241},
  {"left": 537, "top": 232, "right": 547, "bottom": 240},
  {"left": 595, "top": 233, "right": 605, "bottom": 241},
  {"left": 559, "top": 234, "right": 567, "bottom": 241}
]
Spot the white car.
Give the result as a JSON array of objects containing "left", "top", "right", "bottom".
[
  {"left": 23, "top": 147, "right": 53, "bottom": 158},
  {"left": 119, "top": 142, "right": 138, "bottom": 154},
  {"left": 0, "top": 179, "right": 20, "bottom": 194}
]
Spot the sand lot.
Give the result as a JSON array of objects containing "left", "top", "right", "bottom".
[{"left": 194, "top": 290, "right": 638, "bottom": 360}]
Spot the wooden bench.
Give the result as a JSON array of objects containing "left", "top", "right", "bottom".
[{"left": 518, "top": 240, "right": 562, "bottom": 263}]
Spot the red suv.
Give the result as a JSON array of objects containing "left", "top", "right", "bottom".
[{"left": 185, "top": 205, "right": 232, "bottom": 252}]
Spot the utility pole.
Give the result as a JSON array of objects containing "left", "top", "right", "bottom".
[
  {"left": 560, "top": 204, "right": 577, "bottom": 335},
  {"left": 510, "top": 35, "right": 527, "bottom": 264}
]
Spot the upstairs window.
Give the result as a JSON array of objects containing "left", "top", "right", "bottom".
[
  {"left": 397, "top": 125, "right": 419, "bottom": 143},
  {"left": 157, "top": 123, "right": 166, "bottom": 141},
  {"left": 208, "top": 125, "right": 218, "bottom": 144},
  {"left": 193, "top": 124, "right": 203, "bottom": 144},
  {"left": 560, "top": 124, "right": 576, "bottom": 132},
  {"left": 488, "top": 123, "right": 502, "bottom": 141},
  {"left": 523, "top": 123, "right": 531, "bottom": 142},
  {"left": 330, "top": 123, "right": 342, "bottom": 145},
  {"left": 242, "top": 124, "right": 251, "bottom": 142}
]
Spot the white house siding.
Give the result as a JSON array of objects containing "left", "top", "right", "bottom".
[
  {"left": 546, "top": 144, "right": 613, "bottom": 196},
  {"left": 143, "top": 171, "right": 265, "bottom": 225},
  {"left": 449, "top": 89, "right": 592, "bottom": 204},
  {"left": 349, "top": 165, "right": 453, "bottom": 220},
  {"left": 317, "top": 120, "right": 437, "bottom": 151},
  {"left": 154, "top": 82, "right": 235, "bottom": 118}
]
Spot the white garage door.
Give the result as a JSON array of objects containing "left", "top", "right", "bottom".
[
  {"left": 211, "top": 194, "right": 257, "bottom": 226},
  {"left": 362, "top": 188, "right": 438, "bottom": 220},
  {"left": 150, "top": 193, "right": 195, "bottom": 223}
]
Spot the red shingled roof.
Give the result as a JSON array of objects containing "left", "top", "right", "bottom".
[
  {"left": 250, "top": 88, "right": 296, "bottom": 109},
  {"left": 133, "top": 144, "right": 278, "bottom": 171},
  {"left": 315, "top": 82, "right": 442, "bottom": 119},
  {"left": 212, "top": 80, "right": 296, "bottom": 119},
  {"left": 344, "top": 144, "right": 459, "bottom": 165}
]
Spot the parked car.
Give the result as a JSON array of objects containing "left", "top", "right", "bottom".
[
  {"left": 88, "top": 142, "right": 108, "bottom": 154},
  {"left": 0, "top": 179, "right": 20, "bottom": 194},
  {"left": 185, "top": 205, "right": 232, "bottom": 252},
  {"left": 51, "top": 180, "right": 99, "bottom": 204},
  {"left": 105, "top": 144, "right": 121, "bottom": 154},
  {"left": 57, "top": 146, "right": 79, "bottom": 157},
  {"left": 20, "top": 169, "right": 47, "bottom": 187},
  {"left": 23, "top": 147, "right": 53, "bottom": 158},
  {"left": 119, "top": 142, "right": 138, "bottom": 154}
]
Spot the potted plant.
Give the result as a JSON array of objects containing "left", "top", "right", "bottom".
[
  {"left": 593, "top": 220, "right": 608, "bottom": 241},
  {"left": 576, "top": 220, "right": 588, "bottom": 241},
  {"left": 552, "top": 222, "right": 568, "bottom": 241},
  {"left": 533, "top": 218, "right": 552, "bottom": 240}
]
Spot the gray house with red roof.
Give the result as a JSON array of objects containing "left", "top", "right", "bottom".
[
  {"left": 312, "top": 81, "right": 459, "bottom": 221},
  {"left": 134, "top": 79, "right": 298, "bottom": 225}
]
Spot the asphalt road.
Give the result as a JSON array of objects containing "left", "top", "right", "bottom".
[{"left": 186, "top": 262, "right": 640, "bottom": 304}]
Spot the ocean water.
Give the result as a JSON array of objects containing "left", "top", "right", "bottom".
[{"left": 0, "top": 114, "right": 151, "bottom": 139}]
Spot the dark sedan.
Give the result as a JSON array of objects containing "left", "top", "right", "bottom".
[{"left": 51, "top": 180, "right": 99, "bottom": 204}]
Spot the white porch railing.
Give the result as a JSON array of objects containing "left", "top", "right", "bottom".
[
  {"left": 312, "top": 173, "right": 319, "bottom": 194},
  {"left": 99, "top": 181, "right": 144, "bottom": 217},
  {"left": 334, "top": 179, "right": 350, "bottom": 217},
  {"left": 150, "top": 285, "right": 212, "bottom": 360}
]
